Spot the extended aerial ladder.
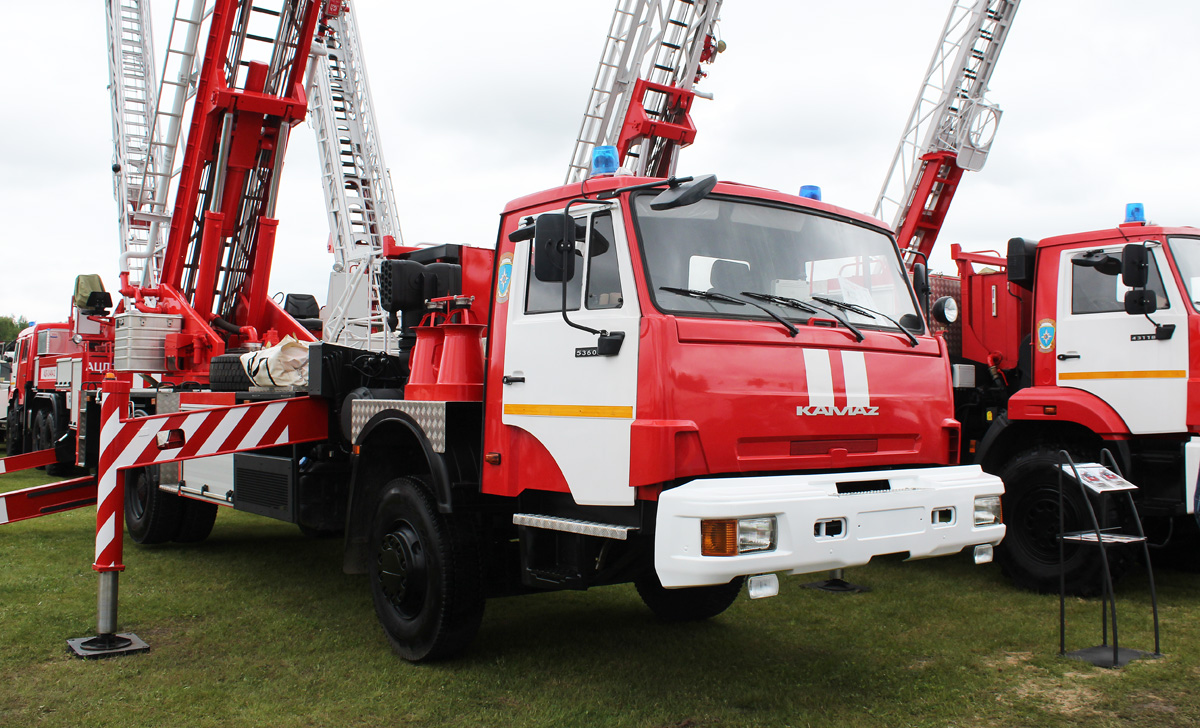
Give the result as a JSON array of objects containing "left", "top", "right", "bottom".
[
  {"left": 566, "top": 0, "right": 724, "bottom": 183},
  {"left": 112, "top": 0, "right": 216, "bottom": 296},
  {"left": 307, "top": 0, "right": 403, "bottom": 351},
  {"left": 873, "top": 0, "right": 1021, "bottom": 269},
  {"left": 118, "top": 0, "right": 323, "bottom": 383}
]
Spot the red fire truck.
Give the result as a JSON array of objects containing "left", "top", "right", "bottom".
[
  {"left": 2, "top": 0, "right": 1006, "bottom": 663},
  {"left": 943, "top": 207, "right": 1200, "bottom": 593}
]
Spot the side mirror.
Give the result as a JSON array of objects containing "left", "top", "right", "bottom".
[
  {"left": 533, "top": 214, "right": 575, "bottom": 283},
  {"left": 911, "top": 262, "right": 930, "bottom": 316},
  {"left": 650, "top": 174, "right": 718, "bottom": 211},
  {"left": 1122, "top": 243, "right": 1149, "bottom": 288},
  {"left": 1124, "top": 288, "right": 1157, "bottom": 315}
]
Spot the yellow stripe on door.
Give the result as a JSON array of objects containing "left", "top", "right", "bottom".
[
  {"left": 503, "top": 404, "right": 634, "bottom": 418},
  {"left": 1058, "top": 370, "right": 1186, "bottom": 381}
]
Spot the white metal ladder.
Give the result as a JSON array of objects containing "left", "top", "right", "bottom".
[
  {"left": 566, "top": 0, "right": 722, "bottom": 183},
  {"left": 308, "top": 0, "right": 403, "bottom": 352}
]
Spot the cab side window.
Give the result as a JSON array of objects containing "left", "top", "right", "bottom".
[{"left": 1071, "top": 250, "right": 1169, "bottom": 314}]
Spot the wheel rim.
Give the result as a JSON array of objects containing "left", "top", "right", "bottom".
[
  {"left": 376, "top": 520, "right": 427, "bottom": 620},
  {"left": 130, "top": 472, "right": 150, "bottom": 520}
]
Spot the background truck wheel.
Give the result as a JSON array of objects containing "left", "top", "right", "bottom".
[
  {"left": 367, "top": 477, "right": 484, "bottom": 662},
  {"left": 995, "top": 447, "right": 1131, "bottom": 596},
  {"left": 174, "top": 499, "right": 218, "bottom": 543},
  {"left": 31, "top": 410, "right": 50, "bottom": 462},
  {"left": 635, "top": 571, "right": 744, "bottom": 621},
  {"left": 6, "top": 408, "right": 23, "bottom": 455},
  {"left": 125, "top": 466, "right": 184, "bottom": 544}
]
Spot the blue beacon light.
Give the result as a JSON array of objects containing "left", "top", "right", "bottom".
[
  {"left": 799, "top": 185, "right": 822, "bottom": 201},
  {"left": 591, "top": 145, "right": 619, "bottom": 176},
  {"left": 1125, "top": 203, "right": 1145, "bottom": 224}
]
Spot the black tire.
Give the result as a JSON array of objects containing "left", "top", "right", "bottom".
[
  {"left": 124, "top": 465, "right": 184, "bottom": 544},
  {"left": 31, "top": 410, "right": 50, "bottom": 468},
  {"left": 209, "top": 350, "right": 252, "bottom": 392},
  {"left": 367, "top": 477, "right": 485, "bottom": 662},
  {"left": 635, "top": 571, "right": 744, "bottom": 622},
  {"left": 174, "top": 499, "right": 218, "bottom": 543},
  {"left": 995, "top": 448, "right": 1132, "bottom": 596},
  {"left": 6, "top": 407, "right": 24, "bottom": 455}
]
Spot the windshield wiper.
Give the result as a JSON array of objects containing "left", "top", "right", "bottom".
[
  {"left": 810, "top": 295, "right": 918, "bottom": 347},
  {"left": 659, "top": 287, "right": 798, "bottom": 337},
  {"left": 738, "top": 291, "right": 819, "bottom": 315}
]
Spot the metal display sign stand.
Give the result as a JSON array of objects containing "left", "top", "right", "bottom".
[{"left": 1057, "top": 450, "right": 1161, "bottom": 668}]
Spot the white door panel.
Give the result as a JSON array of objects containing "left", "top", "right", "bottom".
[
  {"left": 1055, "top": 245, "right": 1188, "bottom": 434},
  {"left": 501, "top": 209, "right": 640, "bottom": 506}
]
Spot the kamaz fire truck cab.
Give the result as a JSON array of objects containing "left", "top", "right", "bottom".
[{"left": 951, "top": 206, "right": 1200, "bottom": 592}]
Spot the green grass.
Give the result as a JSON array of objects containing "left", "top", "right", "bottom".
[{"left": 2, "top": 463, "right": 1199, "bottom": 727}]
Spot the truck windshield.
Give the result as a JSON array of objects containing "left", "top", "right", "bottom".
[
  {"left": 632, "top": 194, "right": 922, "bottom": 331},
  {"left": 1167, "top": 237, "right": 1200, "bottom": 309}
]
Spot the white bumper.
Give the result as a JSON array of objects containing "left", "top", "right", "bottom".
[{"left": 655, "top": 465, "right": 1005, "bottom": 588}]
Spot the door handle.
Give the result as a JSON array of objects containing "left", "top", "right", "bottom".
[
  {"left": 1057, "top": 353, "right": 1080, "bottom": 361},
  {"left": 502, "top": 375, "right": 525, "bottom": 384}
]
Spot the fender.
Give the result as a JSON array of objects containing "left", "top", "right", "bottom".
[
  {"left": 1006, "top": 386, "right": 1131, "bottom": 436},
  {"left": 341, "top": 408, "right": 451, "bottom": 575}
]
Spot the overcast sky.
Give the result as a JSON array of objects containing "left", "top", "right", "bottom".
[{"left": 3, "top": 0, "right": 1197, "bottom": 324}]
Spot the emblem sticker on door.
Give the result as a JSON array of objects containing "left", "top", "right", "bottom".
[
  {"left": 496, "top": 252, "right": 514, "bottom": 303},
  {"left": 1036, "top": 318, "right": 1056, "bottom": 352}
]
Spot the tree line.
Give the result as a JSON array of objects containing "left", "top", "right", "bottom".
[{"left": 0, "top": 315, "right": 31, "bottom": 343}]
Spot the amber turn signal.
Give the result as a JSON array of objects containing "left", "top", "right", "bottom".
[{"left": 700, "top": 519, "right": 738, "bottom": 557}]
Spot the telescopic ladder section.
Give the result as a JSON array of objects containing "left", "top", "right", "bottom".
[
  {"left": 566, "top": 0, "right": 723, "bottom": 183},
  {"left": 308, "top": 0, "right": 402, "bottom": 351},
  {"left": 872, "top": 0, "right": 1021, "bottom": 269},
  {"left": 118, "top": 0, "right": 215, "bottom": 296},
  {"left": 154, "top": 0, "right": 322, "bottom": 342},
  {"left": 105, "top": 0, "right": 162, "bottom": 293}
]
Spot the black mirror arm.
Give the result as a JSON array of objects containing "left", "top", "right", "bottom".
[
  {"left": 596, "top": 175, "right": 693, "bottom": 200},
  {"left": 554, "top": 199, "right": 624, "bottom": 353}
]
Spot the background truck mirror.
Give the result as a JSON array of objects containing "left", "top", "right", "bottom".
[
  {"left": 1122, "top": 243, "right": 1150, "bottom": 288},
  {"left": 534, "top": 214, "right": 575, "bottom": 283},
  {"left": 1124, "top": 288, "right": 1157, "bottom": 315}
]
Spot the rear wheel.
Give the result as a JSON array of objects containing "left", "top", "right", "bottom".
[
  {"left": 635, "top": 571, "right": 744, "bottom": 622},
  {"left": 367, "top": 477, "right": 484, "bottom": 662},
  {"left": 124, "top": 466, "right": 184, "bottom": 544},
  {"left": 174, "top": 499, "right": 218, "bottom": 543},
  {"left": 995, "top": 448, "right": 1132, "bottom": 596}
]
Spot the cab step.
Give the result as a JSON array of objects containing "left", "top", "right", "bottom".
[{"left": 513, "top": 513, "right": 636, "bottom": 541}]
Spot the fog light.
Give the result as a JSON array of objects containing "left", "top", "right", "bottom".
[
  {"left": 974, "top": 495, "right": 1002, "bottom": 526},
  {"left": 974, "top": 544, "right": 994, "bottom": 565},
  {"left": 747, "top": 573, "right": 779, "bottom": 599}
]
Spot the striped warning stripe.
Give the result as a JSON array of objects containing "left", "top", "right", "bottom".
[
  {"left": 804, "top": 349, "right": 872, "bottom": 407},
  {"left": 92, "top": 384, "right": 328, "bottom": 572}
]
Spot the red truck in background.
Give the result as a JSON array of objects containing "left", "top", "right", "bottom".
[
  {"left": 941, "top": 205, "right": 1200, "bottom": 593},
  {"left": 5, "top": 279, "right": 124, "bottom": 472}
]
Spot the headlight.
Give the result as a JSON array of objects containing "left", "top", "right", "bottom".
[
  {"left": 974, "top": 495, "right": 1002, "bottom": 526},
  {"left": 701, "top": 517, "right": 777, "bottom": 556}
]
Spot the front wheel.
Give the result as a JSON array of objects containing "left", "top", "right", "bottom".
[
  {"left": 635, "top": 571, "right": 744, "bottom": 622},
  {"left": 995, "top": 447, "right": 1131, "bottom": 596},
  {"left": 367, "top": 477, "right": 484, "bottom": 662}
]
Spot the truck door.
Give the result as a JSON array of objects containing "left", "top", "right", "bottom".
[
  {"left": 1054, "top": 243, "right": 1188, "bottom": 434},
  {"left": 499, "top": 206, "right": 641, "bottom": 506}
]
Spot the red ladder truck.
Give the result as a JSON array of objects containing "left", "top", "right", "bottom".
[
  {"left": 3, "top": 0, "right": 1005, "bottom": 662},
  {"left": 874, "top": 0, "right": 1199, "bottom": 593}
]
